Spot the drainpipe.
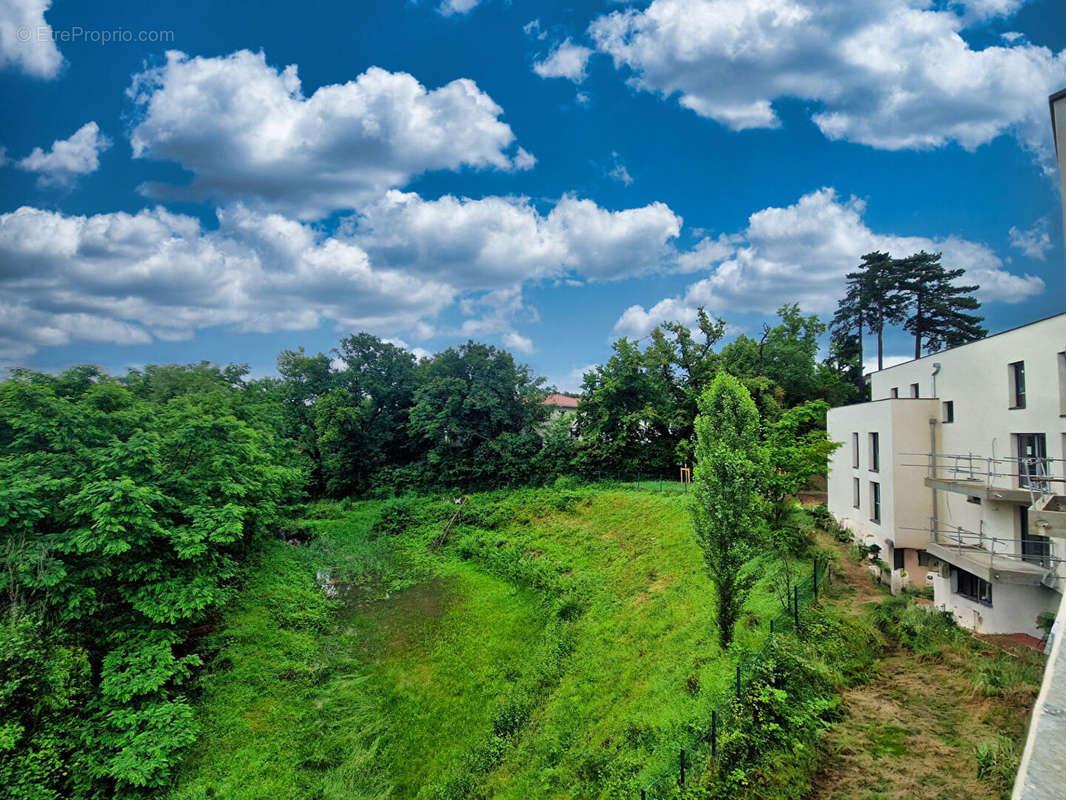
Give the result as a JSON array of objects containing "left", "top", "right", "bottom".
[
  {"left": 930, "top": 417, "right": 939, "bottom": 543},
  {"left": 931, "top": 362, "right": 941, "bottom": 399}
]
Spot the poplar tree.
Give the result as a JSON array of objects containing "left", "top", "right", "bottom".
[
  {"left": 690, "top": 372, "right": 769, "bottom": 648},
  {"left": 898, "top": 251, "right": 986, "bottom": 357}
]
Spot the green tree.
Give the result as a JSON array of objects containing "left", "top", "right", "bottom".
[
  {"left": 690, "top": 373, "right": 769, "bottom": 648},
  {"left": 407, "top": 342, "right": 546, "bottom": 487},
  {"left": 575, "top": 338, "right": 675, "bottom": 478},
  {"left": 898, "top": 251, "right": 986, "bottom": 357},
  {"left": 830, "top": 252, "right": 907, "bottom": 373}
]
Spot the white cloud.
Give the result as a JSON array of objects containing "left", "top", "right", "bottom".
[
  {"left": 438, "top": 0, "right": 483, "bottom": 16},
  {"left": 127, "top": 50, "right": 531, "bottom": 219},
  {"left": 863, "top": 354, "right": 911, "bottom": 375},
  {"left": 951, "top": 0, "right": 1027, "bottom": 22},
  {"left": 1008, "top": 219, "right": 1053, "bottom": 260},
  {"left": 613, "top": 187, "right": 1044, "bottom": 337},
  {"left": 352, "top": 189, "right": 683, "bottom": 286},
  {"left": 523, "top": 19, "right": 547, "bottom": 40},
  {"left": 0, "top": 204, "right": 454, "bottom": 362},
  {"left": 589, "top": 0, "right": 1066, "bottom": 170},
  {"left": 607, "top": 152, "right": 633, "bottom": 185},
  {"left": 503, "top": 331, "right": 534, "bottom": 354},
  {"left": 0, "top": 0, "right": 63, "bottom": 78},
  {"left": 533, "top": 38, "right": 593, "bottom": 83},
  {"left": 17, "top": 122, "right": 111, "bottom": 187}
]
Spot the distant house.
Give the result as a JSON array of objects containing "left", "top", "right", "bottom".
[{"left": 540, "top": 393, "right": 580, "bottom": 422}]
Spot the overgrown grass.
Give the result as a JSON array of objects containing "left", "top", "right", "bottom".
[{"left": 168, "top": 487, "right": 862, "bottom": 799}]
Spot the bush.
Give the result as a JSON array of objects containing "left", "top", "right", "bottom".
[
  {"left": 371, "top": 497, "right": 418, "bottom": 537},
  {"left": 872, "top": 595, "right": 968, "bottom": 654}
]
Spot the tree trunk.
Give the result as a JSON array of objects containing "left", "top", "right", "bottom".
[
  {"left": 876, "top": 307, "right": 884, "bottom": 371},
  {"left": 913, "top": 296, "right": 922, "bottom": 359}
]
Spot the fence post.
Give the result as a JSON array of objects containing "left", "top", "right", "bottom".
[
  {"left": 641, "top": 791, "right": 646, "bottom": 800},
  {"left": 793, "top": 585, "right": 799, "bottom": 631},
  {"left": 770, "top": 618, "right": 774, "bottom": 636},
  {"left": 711, "top": 709, "right": 718, "bottom": 762},
  {"left": 813, "top": 557, "right": 819, "bottom": 599},
  {"left": 736, "top": 664, "right": 741, "bottom": 698},
  {"left": 679, "top": 747, "right": 686, "bottom": 787}
]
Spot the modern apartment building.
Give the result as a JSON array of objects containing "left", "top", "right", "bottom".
[{"left": 827, "top": 314, "right": 1066, "bottom": 635}]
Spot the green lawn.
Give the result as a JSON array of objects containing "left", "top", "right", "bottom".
[{"left": 168, "top": 486, "right": 804, "bottom": 799}]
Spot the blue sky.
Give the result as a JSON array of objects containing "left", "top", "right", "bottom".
[{"left": 1, "top": 0, "right": 1064, "bottom": 390}]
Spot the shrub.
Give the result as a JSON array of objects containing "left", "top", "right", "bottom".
[{"left": 371, "top": 497, "right": 418, "bottom": 537}]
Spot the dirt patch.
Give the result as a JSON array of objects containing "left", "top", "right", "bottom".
[{"left": 339, "top": 576, "right": 459, "bottom": 657}]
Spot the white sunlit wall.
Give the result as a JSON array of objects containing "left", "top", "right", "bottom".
[{"left": 828, "top": 313, "right": 1066, "bottom": 636}]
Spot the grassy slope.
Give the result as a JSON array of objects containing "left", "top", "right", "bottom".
[{"left": 168, "top": 486, "right": 795, "bottom": 799}]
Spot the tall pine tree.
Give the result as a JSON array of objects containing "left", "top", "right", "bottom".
[
  {"left": 898, "top": 251, "right": 986, "bottom": 357},
  {"left": 830, "top": 251, "right": 907, "bottom": 374}
]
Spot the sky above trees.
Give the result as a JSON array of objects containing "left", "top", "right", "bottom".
[{"left": 1, "top": 0, "right": 1064, "bottom": 388}]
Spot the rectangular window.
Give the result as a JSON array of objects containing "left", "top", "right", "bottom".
[
  {"left": 869, "top": 432, "right": 880, "bottom": 472},
  {"left": 910, "top": 383, "right": 920, "bottom": 398},
  {"left": 942, "top": 401, "right": 954, "bottom": 423},
  {"left": 853, "top": 477, "right": 860, "bottom": 508},
  {"left": 893, "top": 547, "right": 905, "bottom": 570},
  {"left": 1059, "top": 352, "right": 1066, "bottom": 416},
  {"left": 870, "top": 481, "right": 881, "bottom": 524},
  {"left": 967, "top": 495, "right": 982, "bottom": 505},
  {"left": 1009, "top": 361, "right": 1026, "bottom": 409},
  {"left": 852, "top": 432, "right": 859, "bottom": 468},
  {"left": 956, "top": 569, "right": 992, "bottom": 606},
  {"left": 916, "top": 550, "right": 933, "bottom": 567},
  {"left": 890, "top": 387, "right": 899, "bottom": 399}
]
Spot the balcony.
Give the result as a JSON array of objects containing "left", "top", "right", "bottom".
[{"left": 926, "top": 528, "right": 1057, "bottom": 586}]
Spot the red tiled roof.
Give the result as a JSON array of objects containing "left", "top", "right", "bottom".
[{"left": 541, "top": 393, "right": 579, "bottom": 409}]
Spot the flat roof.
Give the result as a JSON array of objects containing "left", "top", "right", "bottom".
[{"left": 872, "top": 310, "right": 1066, "bottom": 376}]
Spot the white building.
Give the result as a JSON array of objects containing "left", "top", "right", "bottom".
[{"left": 827, "top": 314, "right": 1066, "bottom": 635}]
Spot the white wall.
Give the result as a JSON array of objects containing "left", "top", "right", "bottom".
[
  {"left": 931, "top": 571, "right": 1057, "bottom": 635},
  {"left": 827, "top": 398, "right": 939, "bottom": 563}
]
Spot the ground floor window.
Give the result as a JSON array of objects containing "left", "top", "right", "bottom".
[
  {"left": 893, "top": 547, "right": 905, "bottom": 570},
  {"left": 956, "top": 568, "right": 992, "bottom": 606},
  {"left": 916, "top": 550, "right": 933, "bottom": 567}
]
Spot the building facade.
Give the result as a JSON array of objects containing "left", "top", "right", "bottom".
[{"left": 827, "top": 314, "right": 1066, "bottom": 635}]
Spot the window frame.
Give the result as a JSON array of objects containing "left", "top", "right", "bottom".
[
  {"left": 956, "top": 569, "right": 992, "bottom": 606},
  {"left": 890, "top": 387, "right": 899, "bottom": 399},
  {"left": 869, "top": 432, "right": 880, "bottom": 472},
  {"left": 852, "top": 432, "right": 859, "bottom": 468},
  {"left": 1009, "top": 360, "right": 1026, "bottom": 409},
  {"left": 870, "top": 481, "right": 881, "bottom": 524},
  {"left": 942, "top": 400, "right": 954, "bottom": 423},
  {"left": 853, "top": 477, "right": 861, "bottom": 509},
  {"left": 910, "top": 383, "right": 919, "bottom": 398}
]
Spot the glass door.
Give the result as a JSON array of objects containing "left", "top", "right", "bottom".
[{"left": 1016, "top": 433, "right": 1047, "bottom": 490}]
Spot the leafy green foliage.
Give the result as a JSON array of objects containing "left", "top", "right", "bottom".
[
  {"left": 690, "top": 373, "right": 769, "bottom": 647},
  {"left": 0, "top": 365, "right": 303, "bottom": 799}
]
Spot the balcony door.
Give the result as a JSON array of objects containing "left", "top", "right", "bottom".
[
  {"left": 1016, "top": 433, "right": 1047, "bottom": 490},
  {"left": 1020, "top": 506, "right": 1050, "bottom": 567}
]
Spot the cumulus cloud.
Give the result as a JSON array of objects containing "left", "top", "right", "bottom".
[
  {"left": 589, "top": 0, "right": 1066, "bottom": 170},
  {"left": 351, "top": 190, "right": 683, "bottom": 286},
  {"left": 951, "top": 0, "right": 1027, "bottom": 22},
  {"left": 0, "top": 0, "right": 63, "bottom": 78},
  {"left": 127, "top": 50, "right": 532, "bottom": 218},
  {"left": 1008, "top": 219, "right": 1054, "bottom": 260},
  {"left": 614, "top": 187, "right": 1044, "bottom": 338},
  {"left": 0, "top": 204, "right": 454, "bottom": 362},
  {"left": 438, "top": 0, "right": 483, "bottom": 16},
  {"left": 17, "top": 121, "right": 111, "bottom": 187},
  {"left": 533, "top": 38, "right": 593, "bottom": 83}
]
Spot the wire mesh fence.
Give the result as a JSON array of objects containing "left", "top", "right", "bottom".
[{"left": 631, "top": 555, "right": 831, "bottom": 797}]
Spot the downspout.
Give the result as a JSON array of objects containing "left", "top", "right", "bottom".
[
  {"left": 931, "top": 362, "right": 941, "bottom": 399},
  {"left": 930, "top": 417, "right": 939, "bottom": 544}
]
